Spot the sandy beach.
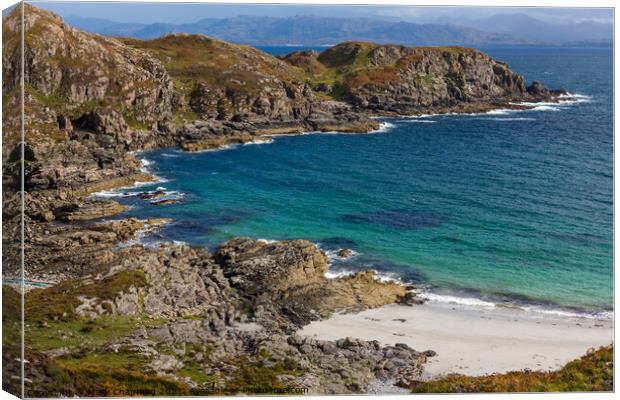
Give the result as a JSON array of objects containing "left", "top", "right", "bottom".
[{"left": 299, "top": 302, "right": 614, "bottom": 379}]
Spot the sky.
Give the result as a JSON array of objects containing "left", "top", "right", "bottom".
[{"left": 23, "top": 1, "right": 614, "bottom": 25}]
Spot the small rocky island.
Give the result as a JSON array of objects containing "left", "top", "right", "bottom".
[{"left": 2, "top": 4, "right": 572, "bottom": 397}]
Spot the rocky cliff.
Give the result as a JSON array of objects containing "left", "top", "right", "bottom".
[
  {"left": 282, "top": 41, "right": 563, "bottom": 114},
  {"left": 122, "top": 33, "right": 314, "bottom": 122}
]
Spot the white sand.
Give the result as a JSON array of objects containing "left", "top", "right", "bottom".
[{"left": 299, "top": 302, "right": 613, "bottom": 379}]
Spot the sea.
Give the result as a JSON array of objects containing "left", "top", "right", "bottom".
[{"left": 98, "top": 46, "right": 613, "bottom": 320}]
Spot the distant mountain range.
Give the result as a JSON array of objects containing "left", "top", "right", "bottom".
[
  {"left": 449, "top": 13, "right": 613, "bottom": 44},
  {"left": 64, "top": 14, "right": 612, "bottom": 47}
]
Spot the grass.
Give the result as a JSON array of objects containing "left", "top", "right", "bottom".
[
  {"left": 57, "top": 350, "right": 148, "bottom": 371},
  {"left": 25, "top": 316, "right": 164, "bottom": 351},
  {"left": 2, "top": 285, "right": 22, "bottom": 345},
  {"left": 123, "top": 35, "right": 298, "bottom": 99},
  {"left": 123, "top": 110, "right": 152, "bottom": 130},
  {"left": 226, "top": 354, "right": 306, "bottom": 392},
  {"left": 54, "top": 350, "right": 191, "bottom": 397},
  {"left": 408, "top": 346, "right": 613, "bottom": 393},
  {"left": 26, "top": 269, "right": 148, "bottom": 323},
  {"left": 172, "top": 108, "right": 200, "bottom": 125},
  {"left": 5, "top": 283, "right": 183, "bottom": 397}
]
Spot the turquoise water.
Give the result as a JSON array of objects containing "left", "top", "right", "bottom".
[{"left": 109, "top": 47, "right": 613, "bottom": 315}]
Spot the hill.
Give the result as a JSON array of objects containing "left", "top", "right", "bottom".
[{"left": 3, "top": 4, "right": 562, "bottom": 194}]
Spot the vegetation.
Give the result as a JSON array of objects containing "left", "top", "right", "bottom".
[
  {"left": 34, "top": 349, "right": 190, "bottom": 397},
  {"left": 123, "top": 34, "right": 298, "bottom": 98},
  {"left": 26, "top": 316, "right": 162, "bottom": 352},
  {"left": 280, "top": 41, "right": 481, "bottom": 101},
  {"left": 408, "top": 346, "right": 613, "bottom": 393},
  {"left": 225, "top": 352, "right": 307, "bottom": 393},
  {"left": 2, "top": 285, "right": 22, "bottom": 345},
  {"left": 26, "top": 269, "right": 148, "bottom": 323}
]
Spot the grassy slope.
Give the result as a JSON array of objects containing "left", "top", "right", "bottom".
[
  {"left": 282, "top": 42, "right": 476, "bottom": 101},
  {"left": 408, "top": 346, "right": 613, "bottom": 393},
  {"left": 123, "top": 35, "right": 298, "bottom": 92},
  {"left": 122, "top": 35, "right": 304, "bottom": 116}
]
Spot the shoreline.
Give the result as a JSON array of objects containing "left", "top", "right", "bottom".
[
  {"left": 6, "top": 9, "right": 611, "bottom": 393},
  {"left": 106, "top": 96, "right": 612, "bottom": 325},
  {"left": 86, "top": 94, "right": 613, "bottom": 329},
  {"left": 298, "top": 301, "right": 613, "bottom": 379},
  {"left": 29, "top": 91, "right": 611, "bottom": 380}
]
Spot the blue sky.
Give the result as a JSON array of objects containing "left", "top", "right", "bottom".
[{"left": 25, "top": 1, "right": 613, "bottom": 25}]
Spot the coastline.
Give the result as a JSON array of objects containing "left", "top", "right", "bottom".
[
  {"left": 16, "top": 90, "right": 608, "bottom": 388},
  {"left": 94, "top": 95, "right": 613, "bottom": 321},
  {"left": 96, "top": 122, "right": 614, "bottom": 380},
  {"left": 5, "top": 7, "right": 612, "bottom": 394},
  {"left": 299, "top": 301, "right": 613, "bottom": 379},
  {"left": 114, "top": 95, "right": 610, "bottom": 317}
]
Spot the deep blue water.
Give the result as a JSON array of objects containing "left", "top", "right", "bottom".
[{"left": 108, "top": 47, "right": 613, "bottom": 316}]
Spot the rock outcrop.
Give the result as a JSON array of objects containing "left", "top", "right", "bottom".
[
  {"left": 122, "top": 33, "right": 315, "bottom": 122},
  {"left": 16, "top": 236, "right": 425, "bottom": 395},
  {"left": 282, "top": 42, "right": 566, "bottom": 114},
  {"left": 215, "top": 238, "right": 411, "bottom": 331},
  {"left": 2, "top": 4, "right": 176, "bottom": 122}
]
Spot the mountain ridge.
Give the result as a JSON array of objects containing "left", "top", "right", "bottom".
[
  {"left": 62, "top": 13, "right": 612, "bottom": 47},
  {"left": 64, "top": 14, "right": 524, "bottom": 46}
]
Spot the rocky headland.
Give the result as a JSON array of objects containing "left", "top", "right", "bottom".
[{"left": 2, "top": 4, "right": 573, "bottom": 396}]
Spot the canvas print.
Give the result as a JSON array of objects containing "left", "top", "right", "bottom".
[{"left": 1, "top": 0, "right": 614, "bottom": 397}]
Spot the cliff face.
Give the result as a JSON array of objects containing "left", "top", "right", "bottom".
[
  {"left": 283, "top": 42, "right": 550, "bottom": 113},
  {"left": 2, "top": 4, "right": 178, "bottom": 191},
  {"left": 2, "top": 4, "right": 176, "bottom": 123},
  {"left": 122, "top": 34, "right": 316, "bottom": 122}
]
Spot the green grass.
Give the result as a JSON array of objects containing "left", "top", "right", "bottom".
[
  {"left": 408, "top": 346, "right": 613, "bottom": 393},
  {"left": 54, "top": 350, "right": 191, "bottom": 397},
  {"left": 26, "top": 269, "right": 148, "bottom": 323},
  {"left": 58, "top": 350, "right": 148, "bottom": 371},
  {"left": 225, "top": 352, "right": 306, "bottom": 393},
  {"left": 26, "top": 316, "right": 165, "bottom": 351},
  {"left": 172, "top": 108, "right": 200, "bottom": 124},
  {"left": 123, "top": 111, "right": 152, "bottom": 130},
  {"left": 123, "top": 35, "right": 298, "bottom": 100},
  {"left": 177, "top": 361, "right": 215, "bottom": 385},
  {"left": 2, "top": 285, "right": 22, "bottom": 345}
]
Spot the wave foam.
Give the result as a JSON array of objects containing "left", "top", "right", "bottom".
[
  {"left": 485, "top": 117, "right": 537, "bottom": 121},
  {"left": 118, "top": 220, "right": 170, "bottom": 248},
  {"left": 371, "top": 122, "right": 397, "bottom": 133},
  {"left": 325, "top": 269, "right": 357, "bottom": 279},
  {"left": 324, "top": 248, "right": 360, "bottom": 264},
  {"left": 243, "top": 138, "right": 274, "bottom": 146},
  {"left": 147, "top": 189, "right": 185, "bottom": 203},
  {"left": 418, "top": 290, "right": 613, "bottom": 321},
  {"left": 139, "top": 158, "right": 152, "bottom": 173},
  {"left": 402, "top": 119, "right": 437, "bottom": 124},
  {"left": 90, "top": 180, "right": 155, "bottom": 199},
  {"left": 402, "top": 94, "right": 591, "bottom": 121}
]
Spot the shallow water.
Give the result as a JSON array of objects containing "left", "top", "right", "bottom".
[{"left": 107, "top": 46, "right": 613, "bottom": 316}]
